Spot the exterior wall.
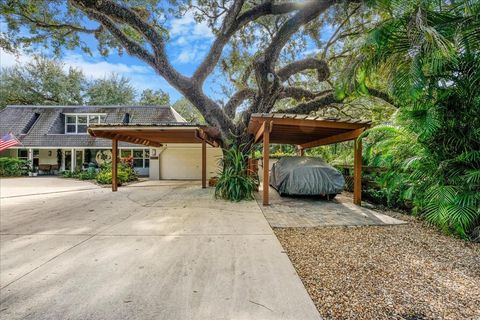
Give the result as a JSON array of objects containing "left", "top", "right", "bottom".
[
  {"left": 154, "top": 144, "right": 222, "bottom": 180},
  {"left": 0, "top": 149, "right": 17, "bottom": 157},
  {"left": 38, "top": 149, "right": 58, "bottom": 165}
]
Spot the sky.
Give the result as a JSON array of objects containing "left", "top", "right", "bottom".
[{"left": 0, "top": 6, "right": 329, "bottom": 105}]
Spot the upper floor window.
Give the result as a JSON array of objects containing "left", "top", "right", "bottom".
[{"left": 65, "top": 114, "right": 106, "bottom": 134}]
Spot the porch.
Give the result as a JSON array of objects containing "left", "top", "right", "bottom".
[{"left": 5, "top": 147, "right": 150, "bottom": 176}]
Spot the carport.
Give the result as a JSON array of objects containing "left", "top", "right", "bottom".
[
  {"left": 247, "top": 113, "right": 371, "bottom": 206},
  {"left": 88, "top": 124, "right": 220, "bottom": 191}
]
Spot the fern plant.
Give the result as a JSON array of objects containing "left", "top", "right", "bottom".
[{"left": 215, "top": 145, "right": 259, "bottom": 202}]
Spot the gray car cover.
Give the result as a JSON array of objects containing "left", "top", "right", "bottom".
[{"left": 270, "top": 156, "right": 345, "bottom": 196}]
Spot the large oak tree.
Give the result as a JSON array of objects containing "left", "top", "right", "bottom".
[{"left": 1, "top": 0, "right": 391, "bottom": 145}]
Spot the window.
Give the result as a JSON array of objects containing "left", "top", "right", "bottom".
[
  {"left": 121, "top": 150, "right": 132, "bottom": 158},
  {"left": 18, "top": 149, "right": 28, "bottom": 160},
  {"left": 77, "top": 116, "right": 87, "bottom": 133},
  {"left": 133, "top": 149, "right": 143, "bottom": 168},
  {"left": 64, "top": 114, "right": 106, "bottom": 134},
  {"left": 121, "top": 149, "right": 150, "bottom": 168}
]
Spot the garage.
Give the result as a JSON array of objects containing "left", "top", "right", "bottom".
[{"left": 159, "top": 144, "right": 222, "bottom": 180}]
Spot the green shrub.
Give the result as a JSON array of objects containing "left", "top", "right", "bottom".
[
  {"left": 95, "top": 169, "right": 129, "bottom": 185},
  {"left": 77, "top": 170, "right": 97, "bottom": 180},
  {"left": 0, "top": 157, "right": 30, "bottom": 176},
  {"left": 215, "top": 145, "right": 258, "bottom": 202},
  {"left": 95, "top": 161, "right": 137, "bottom": 185}
]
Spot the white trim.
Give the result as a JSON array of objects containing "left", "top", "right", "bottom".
[
  {"left": 170, "top": 107, "right": 187, "bottom": 122},
  {"left": 89, "top": 126, "right": 201, "bottom": 131}
]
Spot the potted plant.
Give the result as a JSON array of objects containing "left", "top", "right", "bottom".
[{"left": 29, "top": 166, "right": 38, "bottom": 177}]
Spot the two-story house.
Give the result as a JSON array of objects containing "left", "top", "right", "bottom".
[{"left": 0, "top": 105, "right": 221, "bottom": 179}]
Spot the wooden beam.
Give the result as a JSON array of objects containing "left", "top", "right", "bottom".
[
  {"left": 254, "top": 120, "right": 273, "bottom": 144},
  {"left": 262, "top": 121, "right": 270, "bottom": 206},
  {"left": 248, "top": 117, "right": 369, "bottom": 134},
  {"left": 300, "top": 128, "right": 365, "bottom": 149},
  {"left": 354, "top": 138, "right": 362, "bottom": 205},
  {"left": 196, "top": 129, "right": 219, "bottom": 147},
  {"left": 202, "top": 139, "right": 207, "bottom": 188},
  {"left": 112, "top": 138, "right": 118, "bottom": 192}
]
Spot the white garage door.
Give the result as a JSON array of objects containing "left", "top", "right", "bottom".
[{"left": 160, "top": 147, "right": 221, "bottom": 180}]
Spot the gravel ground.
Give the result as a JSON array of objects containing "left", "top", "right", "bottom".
[{"left": 274, "top": 213, "right": 480, "bottom": 320}]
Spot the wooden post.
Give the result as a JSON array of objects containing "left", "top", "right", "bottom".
[
  {"left": 202, "top": 139, "right": 207, "bottom": 188},
  {"left": 112, "top": 138, "right": 118, "bottom": 192},
  {"left": 263, "top": 121, "right": 270, "bottom": 206},
  {"left": 300, "top": 148, "right": 305, "bottom": 157},
  {"left": 353, "top": 138, "right": 362, "bottom": 205}
]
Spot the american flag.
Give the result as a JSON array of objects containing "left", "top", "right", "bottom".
[{"left": 0, "top": 133, "right": 21, "bottom": 151}]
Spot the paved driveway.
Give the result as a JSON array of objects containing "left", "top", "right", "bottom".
[
  {"left": 0, "top": 178, "right": 320, "bottom": 320},
  {"left": 0, "top": 176, "right": 100, "bottom": 198}
]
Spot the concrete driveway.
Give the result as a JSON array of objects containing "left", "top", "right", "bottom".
[
  {"left": 0, "top": 178, "right": 320, "bottom": 320},
  {"left": 0, "top": 176, "right": 101, "bottom": 198}
]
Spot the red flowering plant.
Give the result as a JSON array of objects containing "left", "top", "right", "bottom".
[{"left": 120, "top": 155, "right": 134, "bottom": 169}]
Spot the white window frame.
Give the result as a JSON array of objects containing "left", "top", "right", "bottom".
[{"left": 65, "top": 113, "right": 106, "bottom": 134}]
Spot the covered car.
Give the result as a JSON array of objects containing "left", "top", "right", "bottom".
[{"left": 270, "top": 156, "right": 345, "bottom": 197}]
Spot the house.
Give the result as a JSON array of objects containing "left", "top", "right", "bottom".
[{"left": 0, "top": 105, "right": 222, "bottom": 179}]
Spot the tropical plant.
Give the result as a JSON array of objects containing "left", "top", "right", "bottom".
[
  {"left": 352, "top": 0, "right": 480, "bottom": 238},
  {"left": 0, "top": 157, "right": 30, "bottom": 176},
  {"left": 215, "top": 145, "right": 258, "bottom": 202}
]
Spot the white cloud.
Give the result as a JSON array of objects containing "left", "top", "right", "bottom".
[
  {"left": 0, "top": 49, "right": 33, "bottom": 68},
  {"left": 174, "top": 43, "right": 209, "bottom": 64},
  {"left": 0, "top": 48, "right": 182, "bottom": 101},
  {"left": 62, "top": 54, "right": 150, "bottom": 79},
  {"left": 0, "top": 49, "right": 150, "bottom": 79},
  {"left": 168, "top": 10, "right": 214, "bottom": 64},
  {"left": 169, "top": 11, "right": 214, "bottom": 41},
  {"left": 176, "top": 50, "right": 197, "bottom": 63}
]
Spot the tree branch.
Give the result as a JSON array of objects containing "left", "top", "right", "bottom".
[
  {"left": 254, "top": 1, "right": 334, "bottom": 95},
  {"left": 71, "top": 7, "right": 156, "bottom": 69},
  {"left": 367, "top": 88, "right": 395, "bottom": 106},
  {"left": 277, "top": 58, "right": 330, "bottom": 82},
  {"left": 72, "top": 0, "right": 165, "bottom": 57},
  {"left": 279, "top": 88, "right": 332, "bottom": 101},
  {"left": 14, "top": 11, "right": 102, "bottom": 34},
  {"left": 194, "top": 1, "right": 322, "bottom": 85},
  {"left": 224, "top": 88, "right": 256, "bottom": 118},
  {"left": 322, "top": 4, "right": 361, "bottom": 58},
  {"left": 262, "top": 1, "right": 334, "bottom": 68},
  {"left": 280, "top": 92, "right": 337, "bottom": 114}
]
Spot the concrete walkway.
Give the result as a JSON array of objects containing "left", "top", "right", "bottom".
[{"left": 0, "top": 178, "right": 321, "bottom": 320}]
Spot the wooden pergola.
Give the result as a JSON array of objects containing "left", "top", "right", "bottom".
[
  {"left": 88, "top": 124, "right": 219, "bottom": 191},
  {"left": 247, "top": 113, "right": 371, "bottom": 206}
]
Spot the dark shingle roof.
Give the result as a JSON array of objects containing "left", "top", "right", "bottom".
[{"left": 0, "top": 105, "right": 187, "bottom": 148}]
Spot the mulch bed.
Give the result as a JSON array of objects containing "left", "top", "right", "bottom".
[{"left": 274, "top": 212, "right": 480, "bottom": 320}]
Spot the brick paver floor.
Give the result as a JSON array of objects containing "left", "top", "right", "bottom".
[{"left": 256, "top": 185, "right": 405, "bottom": 228}]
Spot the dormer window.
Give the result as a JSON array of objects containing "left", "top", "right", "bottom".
[{"left": 65, "top": 113, "right": 106, "bottom": 134}]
